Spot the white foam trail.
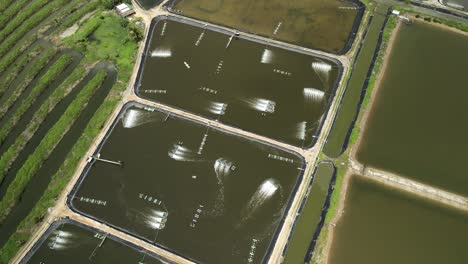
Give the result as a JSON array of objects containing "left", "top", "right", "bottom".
[
  {"left": 168, "top": 143, "right": 197, "bottom": 162},
  {"left": 297, "top": 121, "right": 307, "bottom": 141},
  {"left": 304, "top": 88, "right": 325, "bottom": 102},
  {"left": 52, "top": 230, "right": 73, "bottom": 238},
  {"left": 245, "top": 98, "right": 276, "bottom": 114},
  {"left": 122, "top": 109, "right": 158, "bottom": 128},
  {"left": 242, "top": 179, "right": 280, "bottom": 221},
  {"left": 261, "top": 49, "right": 273, "bottom": 64},
  {"left": 312, "top": 61, "right": 332, "bottom": 85},
  {"left": 48, "top": 243, "right": 67, "bottom": 250},
  {"left": 151, "top": 48, "right": 172, "bottom": 58},
  {"left": 214, "top": 158, "right": 233, "bottom": 184},
  {"left": 208, "top": 102, "right": 228, "bottom": 115},
  {"left": 146, "top": 209, "right": 168, "bottom": 230}
]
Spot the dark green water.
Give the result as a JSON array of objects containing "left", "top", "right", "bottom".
[
  {"left": 356, "top": 22, "right": 468, "bottom": 196},
  {"left": 329, "top": 176, "right": 468, "bottom": 264},
  {"left": 170, "top": 0, "right": 362, "bottom": 53},
  {"left": 0, "top": 63, "right": 116, "bottom": 247},
  {"left": 21, "top": 221, "right": 166, "bottom": 264},
  {"left": 135, "top": 0, "right": 162, "bottom": 9},
  {"left": 71, "top": 103, "right": 304, "bottom": 264},
  {"left": 137, "top": 18, "right": 340, "bottom": 148},
  {"left": 323, "top": 4, "right": 388, "bottom": 158},
  {"left": 282, "top": 162, "right": 335, "bottom": 263}
]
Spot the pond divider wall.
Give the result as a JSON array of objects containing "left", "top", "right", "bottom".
[
  {"left": 163, "top": 0, "right": 365, "bottom": 55},
  {"left": 326, "top": 7, "right": 391, "bottom": 157},
  {"left": 19, "top": 218, "right": 175, "bottom": 264},
  {"left": 279, "top": 161, "right": 336, "bottom": 264},
  {"left": 67, "top": 101, "right": 307, "bottom": 264},
  {"left": 134, "top": 15, "right": 344, "bottom": 149}
]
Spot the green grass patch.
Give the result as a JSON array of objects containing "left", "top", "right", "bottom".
[{"left": 64, "top": 13, "right": 140, "bottom": 82}]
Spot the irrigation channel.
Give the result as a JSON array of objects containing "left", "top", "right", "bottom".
[
  {"left": 0, "top": 63, "right": 117, "bottom": 247},
  {"left": 20, "top": 219, "right": 168, "bottom": 264},
  {"left": 69, "top": 102, "right": 306, "bottom": 264},
  {"left": 167, "top": 0, "right": 364, "bottom": 54},
  {"left": 356, "top": 20, "right": 468, "bottom": 197},
  {"left": 282, "top": 162, "right": 336, "bottom": 264},
  {"left": 323, "top": 4, "right": 390, "bottom": 158},
  {"left": 329, "top": 176, "right": 468, "bottom": 264},
  {"left": 136, "top": 17, "right": 342, "bottom": 148}
]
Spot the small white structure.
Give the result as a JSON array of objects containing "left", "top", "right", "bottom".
[
  {"left": 115, "top": 3, "right": 135, "bottom": 18},
  {"left": 391, "top": 10, "right": 401, "bottom": 16}
]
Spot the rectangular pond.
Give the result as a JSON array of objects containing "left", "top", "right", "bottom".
[
  {"left": 356, "top": 21, "right": 468, "bottom": 197},
  {"left": 167, "top": 0, "right": 364, "bottom": 54},
  {"left": 136, "top": 17, "right": 342, "bottom": 148},
  {"left": 69, "top": 103, "right": 305, "bottom": 264},
  {"left": 21, "top": 220, "right": 167, "bottom": 264},
  {"left": 329, "top": 176, "right": 468, "bottom": 264}
]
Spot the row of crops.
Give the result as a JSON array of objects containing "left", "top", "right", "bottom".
[{"left": 0, "top": 0, "right": 142, "bottom": 261}]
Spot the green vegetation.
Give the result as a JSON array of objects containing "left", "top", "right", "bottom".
[
  {"left": 0, "top": 78, "right": 118, "bottom": 261},
  {"left": 0, "top": 48, "right": 57, "bottom": 121},
  {"left": 0, "top": 0, "right": 66, "bottom": 58},
  {"left": 0, "top": 70, "right": 107, "bottom": 223},
  {"left": 0, "top": 5, "right": 140, "bottom": 262},
  {"left": 64, "top": 13, "right": 141, "bottom": 77},
  {"left": 53, "top": 1, "right": 101, "bottom": 33},
  {"left": 0, "top": 54, "right": 72, "bottom": 185},
  {"left": 0, "top": 0, "right": 30, "bottom": 30},
  {"left": 0, "top": 46, "right": 43, "bottom": 97},
  {"left": 0, "top": 53, "right": 72, "bottom": 151},
  {"left": 0, "top": 35, "right": 38, "bottom": 76},
  {"left": 0, "top": 66, "right": 86, "bottom": 199}
]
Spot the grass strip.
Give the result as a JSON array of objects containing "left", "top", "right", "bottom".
[
  {"left": 0, "top": 53, "right": 72, "bottom": 147},
  {"left": 0, "top": 65, "right": 86, "bottom": 204},
  {"left": 0, "top": 0, "right": 51, "bottom": 42},
  {"left": 53, "top": 0, "right": 101, "bottom": 34},
  {"left": 0, "top": 70, "right": 107, "bottom": 223},
  {"left": 0, "top": 0, "right": 65, "bottom": 59},
  {"left": 0, "top": 54, "right": 73, "bottom": 175},
  {"left": 0, "top": 35, "right": 38, "bottom": 77},
  {"left": 0, "top": 46, "right": 43, "bottom": 97},
  {"left": 0, "top": 48, "right": 57, "bottom": 121},
  {"left": 0, "top": 0, "right": 30, "bottom": 31},
  {"left": 0, "top": 0, "right": 15, "bottom": 12},
  {"left": 0, "top": 73, "right": 117, "bottom": 262}
]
